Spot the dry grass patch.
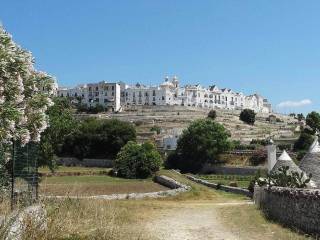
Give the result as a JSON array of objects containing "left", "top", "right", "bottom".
[
  {"left": 19, "top": 198, "right": 154, "bottom": 240},
  {"left": 40, "top": 175, "right": 168, "bottom": 196},
  {"left": 218, "top": 204, "right": 313, "bottom": 240}
]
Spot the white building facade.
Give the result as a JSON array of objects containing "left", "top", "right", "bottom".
[
  {"left": 57, "top": 81, "right": 121, "bottom": 112},
  {"left": 57, "top": 76, "right": 272, "bottom": 113},
  {"left": 123, "top": 76, "right": 272, "bottom": 113}
]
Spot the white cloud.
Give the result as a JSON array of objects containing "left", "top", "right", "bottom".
[{"left": 277, "top": 99, "right": 312, "bottom": 108}]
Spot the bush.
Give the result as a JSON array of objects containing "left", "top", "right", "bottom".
[
  {"left": 114, "top": 141, "right": 162, "bottom": 179},
  {"left": 278, "top": 144, "right": 292, "bottom": 151},
  {"left": 294, "top": 130, "right": 314, "bottom": 151},
  {"left": 240, "top": 109, "right": 256, "bottom": 125},
  {"left": 165, "top": 119, "right": 231, "bottom": 173},
  {"left": 207, "top": 110, "right": 217, "bottom": 120},
  {"left": 60, "top": 118, "right": 136, "bottom": 159},
  {"left": 150, "top": 126, "right": 161, "bottom": 134},
  {"left": 258, "top": 166, "right": 311, "bottom": 188},
  {"left": 306, "top": 111, "right": 320, "bottom": 132},
  {"left": 296, "top": 150, "right": 307, "bottom": 161},
  {"left": 249, "top": 149, "right": 267, "bottom": 166},
  {"left": 250, "top": 139, "right": 269, "bottom": 146}
]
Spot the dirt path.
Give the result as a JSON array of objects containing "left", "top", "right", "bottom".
[{"left": 145, "top": 201, "right": 252, "bottom": 240}]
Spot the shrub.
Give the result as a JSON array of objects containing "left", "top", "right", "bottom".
[
  {"left": 278, "top": 144, "right": 292, "bottom": 151},
  {"left": 240, "top": 109, "right": 256, "bottom": 125},
  {"left": 294, "top": 130, "right": 314, "bottom": 151},
  {"left": 207, "top": 110, "right": 217, "bottom": 120},
  {"left": 165, "top": 119, "right": 231, "bottom": 173},
  {"left": 250, "top": 139, "right": 269, "bottom": 146},
  {"left": 60, "top": 118, "right": 136, "bottom": 159},
  {"left": 297, "top": 113, "right": 305, "bottom": 121},
  {"left": 296, "top": 150, "right": 307, "bottom": 161},
  {"left": 258, "top": 166, "right": 311, "bottom": 188},
  {"left": 114, "top": 141, "right": 162, "bottom": 179},
  {"left": 134, "top": 120, "right": 143, "bottom": 126},
  {"left": 249, "top": 149, "right": 267, "bottom": 166},
  {"left": 306, "top": 111, "right": 320, "bottom": 132},
  {"left": 150, "top": 126, "right": 161, "bottom": 134}
]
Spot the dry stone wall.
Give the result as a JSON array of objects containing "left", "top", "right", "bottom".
[
  {"left": 186, "top": 175, "right": 252, "bottom": 197},
  {"left": 43, "top": 175, "right": 190, "bottom": 200},
  {"left": 254, "top": 186, "right": 320, "bottom": 235}
]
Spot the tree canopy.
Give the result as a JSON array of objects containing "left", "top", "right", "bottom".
[
  {"left": 114, "top": 141, "right": 162, "bottom": 179},
  {"left": 240, "top": 109, "right": 256, "bottom": 125},
  {"left": 165, "top": 119, "right": 231, "bottom": 173},
  {"left": 39, "top": 97, "right": 78, "bottom": 169},
  {"left": 60, "top": 118, "right": 136, "bottom": 159},
  {"left": 306, "top": 111, "right": 320, "bottom": 132}
]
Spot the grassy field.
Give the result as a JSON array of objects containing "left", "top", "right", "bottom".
[
  {"left": 39, "top": 166, "right": 110, "bottom": 174},
  {"left": 198, "top": 174, "right": 254, "bottom": 189},
  {"left": 40, "top": 175, "right": 168, "bottom": 196},
  {"left": 1, "top": 170, "right": 313, "bottom": 240}
]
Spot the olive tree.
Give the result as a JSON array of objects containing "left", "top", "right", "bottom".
[{"left": 165, "top": 119, "right": 231, "bottom": 173}]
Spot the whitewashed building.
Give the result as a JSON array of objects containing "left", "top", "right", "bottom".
[
  {"left": 123, "top": 76, "right": 272, "bottom": 113},
  {"left": 57, "top": 81, "right": 121, "bottom": 112},
  {"left": 57, "top": 76, "right": 272, "bottom": 113}
]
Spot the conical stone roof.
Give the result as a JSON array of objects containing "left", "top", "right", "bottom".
[
  {"left": 271, "top": 150, "right": 303, "bottom": 175},
  {"left": 299, "top": 136, "right": 320, "bottom": 185}
]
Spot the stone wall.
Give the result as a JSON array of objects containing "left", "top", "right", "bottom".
[
  {"left": 254, "top": 186, "right": 320, "bottom": 235},
  {"left": 57, "top": 157, "right": 113, "bottom": 168},
  {"left": 201, "top": 165, "right": 267, "bottom": 176},
  {"left": 186, "top": 175, "right": 252, "bottom": 197},
  {"left": 43, "top": 175, "right": 190, "bottom": 200}
]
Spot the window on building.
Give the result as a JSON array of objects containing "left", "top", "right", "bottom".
[
  {"left": 162, "top": 96, "right": 165, "bottom": 100},
  {"left": 112, "top": 92, "right": 114, "bottom": 96},
  {"left": 96, "top": 87, "right": 98, "bottom": 91},
  {"left": 112, "top": 86, "right": 114, "bottom": 90}
]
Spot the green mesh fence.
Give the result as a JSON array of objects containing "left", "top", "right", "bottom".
[{"left": 0, "top": 141, "right": 39, "bottom": 208}]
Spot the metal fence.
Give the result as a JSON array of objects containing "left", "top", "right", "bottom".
[{"left": 0, "top": 141, "right": 39, "bottom": 209}]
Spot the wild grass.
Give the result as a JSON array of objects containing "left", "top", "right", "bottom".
[
  {"left": 40, "top": 175, "right": 168, "bottom": 196},
  {"left": 218, "top": 204, "right": 314, "bottom": 240},
  {"left": 14, "top": 198, "right": 152, "bottom": 240},
  {"left": 39, "top": 166, "right": 111, "bottom": 174},
  {"left": 198, "top": 174, "right": 254, "bottom": 188}
]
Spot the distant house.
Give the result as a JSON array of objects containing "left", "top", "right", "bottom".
[
  {"left": 267, "top": 114, "right": 277, "bottom": 123},
  {"left": 163, "top": 135, "right": 179, "bottom": 150}
]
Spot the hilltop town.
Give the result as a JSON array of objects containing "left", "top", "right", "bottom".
[{"left": 57, "top": 76, "right": 272, "bottom": 114}]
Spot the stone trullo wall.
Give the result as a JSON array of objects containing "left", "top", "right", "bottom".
[{"left": 254, "top": 186, "right": 320, "bottom": 235}]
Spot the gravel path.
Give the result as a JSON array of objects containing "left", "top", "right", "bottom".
[{"left": 146, "top": 201, "right": 251, "bottom": 240}]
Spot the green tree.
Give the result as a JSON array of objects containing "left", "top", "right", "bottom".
[
  {"left": 165, "top": 119, "right": 231, "bottom": 173},
  {"left": 306, "top": 111, "right": 320, "bottom": 132},
  {"left": 61, "top": 118, "right": 136, "bottom": 159},
  {"left": 294, "top": 130, "right": 314, "bottom": 152},
  {"left": 39, "top": 97, "right": 78, "bottom": 170},
  {"left": 114, "top": 141, "right": 162, "bottom": 179},
  {"left": 240, "top": 109, "right": 256, "bottom": 125},
  {"left": 297, "top": 113, "right": 305, "bottom": 121},
  {"left": 207, "top": 110, "right": 217, "bottom": 120}
]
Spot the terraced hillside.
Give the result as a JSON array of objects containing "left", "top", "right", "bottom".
[{"left": 92, "top": 106, "right": 299, "bottom": 145}]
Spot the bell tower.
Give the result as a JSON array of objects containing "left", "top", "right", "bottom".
[{"left": 172, "top": 76, "right": 179, "bottom": 88}]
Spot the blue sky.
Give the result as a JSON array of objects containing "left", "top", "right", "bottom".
[{"left": 1, "top": 1, "right": 320, "bottom": 114}]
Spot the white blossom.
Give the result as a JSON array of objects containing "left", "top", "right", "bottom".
[{"left": 0, "top": 25, "right": 55, "bottom": 145}]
